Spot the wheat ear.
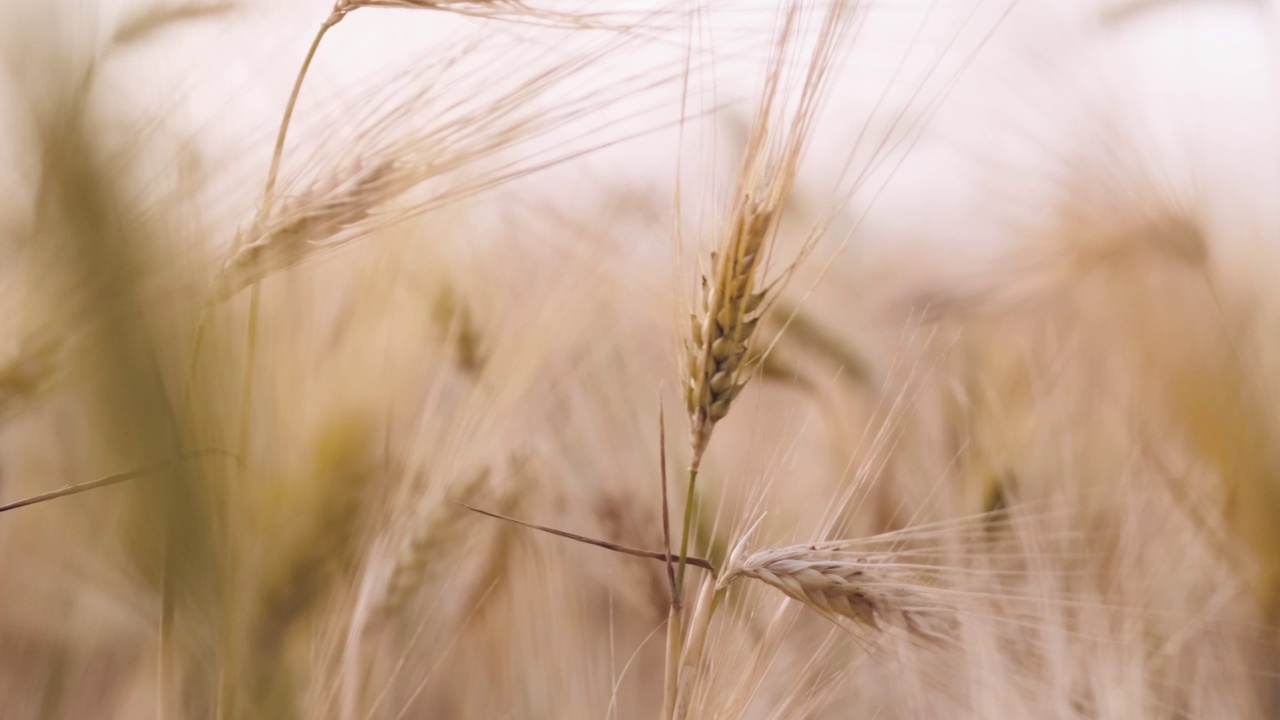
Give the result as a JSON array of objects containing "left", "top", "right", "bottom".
[
  {"left": 368, "top": 465, "right": 496, "bottom": 622},
  {"left": 676, "top": 0, "right": 856, "bottom": 584},
  {"left": 216, "top": 158, "right": 404, "bottom": 299},
  {"left": 721, "top": 543, "right": 954, "bottom": 642}
]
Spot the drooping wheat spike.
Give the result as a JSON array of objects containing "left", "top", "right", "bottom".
[
  {"left": 721, "top": 543, "right": 955, "bottom": 642},
  {"left": 216, "top": 158, "right": 404, "bottom": 299},
  {"left": 214, "top": 4, "right": 675, "bottom": 303}
]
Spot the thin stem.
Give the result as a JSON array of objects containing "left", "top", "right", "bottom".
[
  {"left": 674, "top": 576, "right": 719, "bottom": 720},
  {"left": 0, "top": 450, "right": 234, "bottom": 514},
  {"left": 215, "top": 50, "right": 343, "bottom": 704},
  {"left": 662, "top": 606, "right": 682, "bottom": 720},
  {"left": 223, "top": 21, "right": 340, "bottom": 706},
  {"left": 232, "top": 12, "right": 341, "bottom": 477},
  {"left": 235, "top": 286, "right": 261, "bottom": 472},
  {"left": 262, "top": 16, "right": 340, "bottom": 204},
  {"left": 660, "top": 401, "right": 681, "bottom": 720},
  {"left": 666, "top": 458, "right": 703, "bottom": 719},
  {"left": 224, "top": 279, "right": 260, "bottom": 720},
  {"left": 674, "top": 462, "right": 701, "bottom": 596},
  {"left": 660, "top": 401, "right": 676, "bottom": 606}
]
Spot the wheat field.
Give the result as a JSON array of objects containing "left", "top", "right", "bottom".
[{"left": 1, "top": 0, "right": 1278, "bottom": 718}]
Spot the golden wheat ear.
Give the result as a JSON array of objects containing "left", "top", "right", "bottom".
[
  {"left": 726, "top": 544, "right": 954, "bottom": 642},
  {"left": 683, "top": 2, "right": 856, "bottom": 467}
]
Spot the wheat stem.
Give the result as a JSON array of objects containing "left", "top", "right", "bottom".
[
  {"left": 263, "top": 16, "right": 339, "bottom": 204},
  {"left": 0, "top": 450, "right": 234, "bottom": 514},
  {"left": 235, "top": 12, "right": 339, "bottom": 478},
  {"left": 661, "top": 605, "right": 682, "bottom": 720},
  {"left": 673, "top": 575, "right": 718, "bottom": 720},
  {"left": 223, "top": 25, "right": 341, "bottom": 709},
  {"left": 674, "top": 465, "right": 700, "bottom": 597},
  {"left": 665, "top": 461, "right": 702, "bottom": 719}
]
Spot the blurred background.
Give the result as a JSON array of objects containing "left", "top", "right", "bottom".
[{"left": 2, "top": 0, "right": 1280, "bottom": 717}]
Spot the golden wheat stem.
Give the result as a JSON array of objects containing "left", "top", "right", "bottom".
[
  {"left": 661, "top": 605, "right": 683, "bottom": 720},
  {"left": 158, "top": 536, "right": 172, "bottom": 720},
  {"left": 674, "top": 574, "right": 718, "bottom": 720},
  {"left": 228, "top": 280, "right": 262, "bottom": 719},
  {"left": 665, "top": 460, "right": 705, "bottom": 720},
  {"left": 674, "top": 465, "right": 700, "bottom": 596},
  {"left": 660, "top": 400, "right": 682, "bottom": 720},
  {"left": 231, "top": 14, "right": 341, "bottom": 544},
  {"left": 224, "top": 27, "right": 341, "bottom": 709},
  {"left": 263, "top": 16, "right": 339, "bottom": 203},
  {"left": 235, "top": 12, "right": 340, "bottom": 484},
  {"left": 235, "top": 286, "right": 260, "bottom": 469}
]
